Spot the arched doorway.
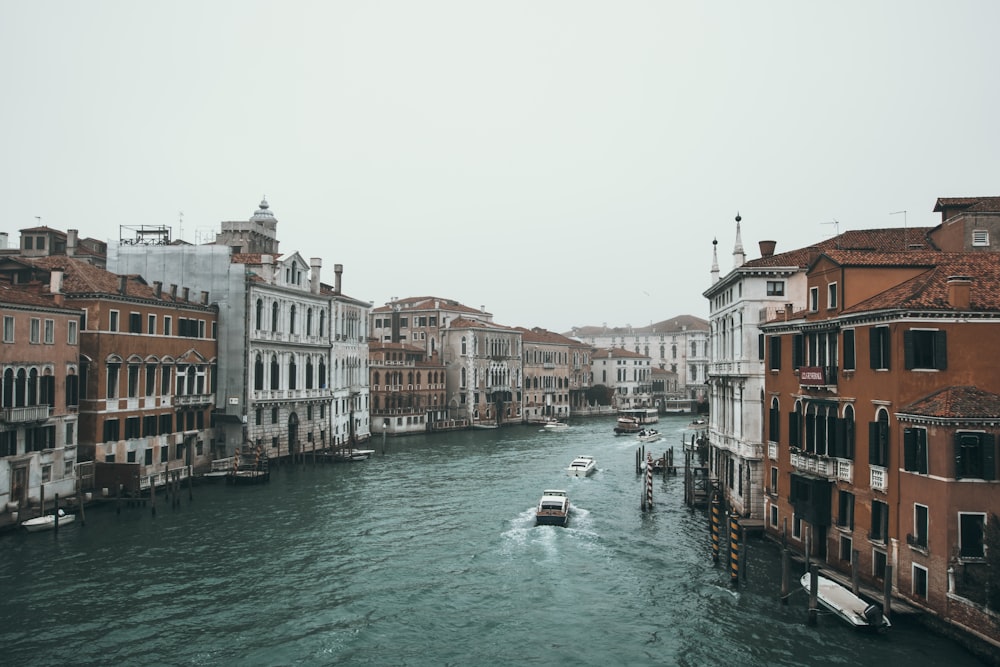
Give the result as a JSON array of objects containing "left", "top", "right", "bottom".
[{"left": 287, "top": 412, "right": 299, "bottom": 459}]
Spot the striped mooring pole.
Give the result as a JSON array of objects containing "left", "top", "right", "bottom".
[
  {"left": 710, "top": 493, "right": 721, "bottom": 563},
  {"left": 729, "top": 511, "right": 741, "bottom": 585},
  {"left": 644, "top": 452, "right": 654, "bottom": 511}
]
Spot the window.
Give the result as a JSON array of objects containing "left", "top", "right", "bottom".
[
  {"left": 3, "top": 316, "right": 14, "bottom": 342},
  {"left": 870, "top": 500, "right": 888, "bottom": 542},
  {"left": 809, "top": 287, "right": 819, "bottom": 312},
  {"left": 868, "top": 413, "right": 889, "bottom": 467},
  {"left": 163, "top": 316, "right": 172, "bottom": 336},
  {"left": 873, "top": 550, "right": 887, "bottom": 580},
  {"left": 768, "top": 398, "right": 780, "bottom": 442},
  {"left": 955, "top": 432, "right": 996, "bottom": 480},
  {"left": 791, "top": 334, "right": 804, "bottom": 369},
  {"left": 869, "top": 326, "right": 890, "bottom": 370},
  {"left": 109, "top": 311, "right": 119, "bottom": 332},
  {"left": 842, "top": 329, "right": 855, "bottom": 371},
  {"left": 271, "top": 407, "right": 278, "bottom": 424},
  {"left": 912, "top": 564, "right": 928, "bottom": 598},
  {"left": 43, "top": 319, "right": 54, "bottom": 344},
  {"left": 912, "top": 504, "right": 928, "bottom": 549},
  {"left": 838, "top": 491, "right": 854, "bottom": 529},
  {"left": 769, "top": 504, "right": 779, "bottom": 528},
  {"left": 827, "top": 283, "right": 838, "bottom": 309},
  {"left": 145, "top": 365, "right": 156, "bottom": 396},
  {"left": 972, "top": 229, "right": 989, "bottom": 247},
  {"left": 766, "top": 281, "right": 785, "bottom": 296},
  {"left": 255, "top": 408, "right": 262, "bottom": 426},
  {"left": 903, "top": 428, "right": 928, "bottom": 474},
  {"left": 161, "top": 445, "right": 169, "bottom": 463},
  {"left": 768, "top": 336, "right": 781, "bottom": 371},
  {"left": 839, "top": 535, "right": 853, "bottom": 562},
  {"left": 770, "top": 466, "right": 778, "bottom": 496},
  {"left": 145, "top": 449, "right": 153, "bottom": 465},
  {"left": 904, "top": 329, "right": 946, "bottom": 370},
  {"left": 129, "top": 312, "right": 141, "bottom": 333},
  {"left": 147, "top": 314, "right": 156, "bottom": 334},
  {"left": 106, "top": 362, "right": 120, "bottom": 398},
  {"left": 959, "top": 513, "right": 986, "bottom": 559},
  {"left": 127, "top": 364, "right": 139, "bottom": 398},
  {"left": 30, "top": 318, "right": 40, "bottom": 343}
]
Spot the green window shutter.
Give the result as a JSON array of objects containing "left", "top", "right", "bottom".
[
  {"left": 934, "top": 330, "right": 948, "bottom": 370},
  {"left": 868, "top": 422, "right": 879, "bottom": 465},
  {"left": 869, "top": 328, "right": 879, "bottom": 369},
  {"left": 903, "top": 427, "right": 916, "bottom": 471},
  {"left": 984, "top": 434, "right": 996, "bottom": 481},
  {"left": 843, "top": 330, "right": 855, "bottom": 370},
  {"left": 903, "top": 330, "right": 915, "bottom": 370},
  {"left": 955, "top": 433, "right": 964, "bottom": 479}
]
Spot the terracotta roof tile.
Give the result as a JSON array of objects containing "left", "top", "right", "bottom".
[{"left": 900, "top": 386, "right": 1000, "bottom": 419}]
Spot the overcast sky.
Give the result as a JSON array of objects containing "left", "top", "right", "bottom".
[{"left": 3, "top": 2, "right": 999, "bottom": 333}]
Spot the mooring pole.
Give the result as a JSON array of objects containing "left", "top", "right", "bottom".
[
  {"left": 808, "top": 564, "right": 819, "bottom": 626},
  {"left": 729, "top": 512, "right": 740, "bottom": 586},
  {"left": 710, "top": 493, "right": 721, "bottom": 563}
]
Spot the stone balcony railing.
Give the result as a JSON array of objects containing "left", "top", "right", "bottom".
[
  {"left": 0, "top": 404, "right": 51, "bottom": 423},
  {"left": 870, "top": 465, "right": 887, "bottom": 492},
  {"left": 790, "top": 452, "right": 836, "bottom": 478}
]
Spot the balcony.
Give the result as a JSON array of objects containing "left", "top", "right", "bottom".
[
  {"left": 175, "top": 393, "right": 213, "bottom": 407},
  {"left": 1, "top": 404, "right": 51, "bottom": 423},
  {"left": 870, "top": 465, "right": 887, "bottom": 492},
  {"left": 790, "top": 452, "right": 835, "bottom": 478},
  {"left": 836, "top": 459, "right": 853, "bottom": 483}
]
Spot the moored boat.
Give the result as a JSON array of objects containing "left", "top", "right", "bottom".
[
  {"left": 566, "top": 455, "right": 597, "bottom": 477},
  {"left": 535, "top": 489, "right": 570, "bottom": 526},
  {"left": 543, "top": 419, "right": 570, "bottom": 432},
  {"left": 800, "top": 571, "right": 891, "bottom": 632},
  {"left": 21, "top": 509, "right": 75, "bottom": 533}
]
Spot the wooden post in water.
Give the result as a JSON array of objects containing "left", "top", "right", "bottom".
[
  {"left": 116, "top": 483, "right": 122, "bottom": 515},
  {"left": 851, "top": 549, "right": 860, "bottom": 596},
  {"left": 781, "top": 517, "right": 789, "bottom": 604},
  {"left": 710, "top": 493, "right": 721, "bottom": 563},
  {"left": 883, "top": 564, "right": 893, "bottom": 623},
  {"left": 807, "top": 564, "right": 819, "bottom": 626},
  {"left": 53, "top": 493, "right": 59, "bottom": 533},
  {"left": 76, "top": 481, "right": 86, "bottom": 527},
  {"left": 150, "top": 474, "right": 156, "bottom": 516},
  {"left": 188, "top": 464, "right": 193, "bottom": 502},
  {"left": 729, "top": 512, "right": 740, "bottom": 586},
  {"left": 40, "top": 483, "right": 45, "bottom": 520}
]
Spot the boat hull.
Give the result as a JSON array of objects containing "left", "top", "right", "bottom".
[
  {"left": 800, "top": 572, "right": 891, "bottom": 631},
  {"left": 21, "top": 514, "right": 75, "bottom": 532}
]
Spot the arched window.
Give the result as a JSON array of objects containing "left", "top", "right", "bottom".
[
  {"left": 373, "top": 370, "right": 380, "bottom": 387},
  {"left": 461, "top": 367, "right": 467, "bottom": 388},
  {"left": 27, "top": 368, "right": 38, "bottom": 406},
  {"left": 271, "top": 303, "right": 279, "bottom": 332},
  {"left": 461, "top": 337, "right": 467, "bottom": 355},
  {"left": 255, "top": 299, "right": 263, "bottom": 330},
  {"left": 289, "top": 356, "right": 297, "bottom": 390},
  {"left": 2, "top": 368, "right": 13, "bottom": 408},
  {"left": 416, "top": 371, "right": 421, "bottom": 386},
  {"left": 769, "top": 396, "right": 780, "bottom": 443},
  {"left": 270, "top": 355, "right": 280, "bottom": 390},
  {"left": 306, "top": 308, "right": 313, "bottom": 336},
  {"left": 319, "top": 311, "right": 325, "bottom": 337},
  {"left": 319, "top": 360, "right": 327, "bottom": 388},
  {"left": 289, "top": 305, "right": 297, "bottom": 335},
  {"left": 306, "top": 357, "right": 314, "bottom": 389},
  {"left": 408, "top": 371, "right": 414, "bottom": 385},
  {"left": 841, "top": 404, "right": 856, "bottom": 460},
  {"left": 254, "top": 354, "right": 264, "bottom": 390}
]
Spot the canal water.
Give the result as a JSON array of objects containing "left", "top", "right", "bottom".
[{"left": 0, "top": 415, "right": 989, "bottom": 666}]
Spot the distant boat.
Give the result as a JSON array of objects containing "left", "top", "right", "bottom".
[
  {"left": 687, "top": 418, "right": 708, "bottom": 429},
  {"left": 800, "top": 571, "right": 891, "bottom": 632},
  {"left": 566, "top": 455, "right": 597, "bottom": 477},
  {"left": 21, "top": 509, "right": 75, "bottom": 533},
  {"left": 535, "top": 489, "right": 570, "bottom": 527}
]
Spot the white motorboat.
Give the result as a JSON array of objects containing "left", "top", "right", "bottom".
[
  {"left": 543, "top": 419, "right": 569, "bottom": 432},
  {"left": 636, "top": 428, "right": 661, "bottom": 443},
  {"left": 566, "top": 455, "right": 597, "bottom": 477},
  {"left": 21, "top": 509, "right": 75, "bottom": 533},
  {"left": 800, "top": 571, "right": 891, "bottom": 632},
  {"left": 535, "top": 489, "right": 570, "bottom": 526}
]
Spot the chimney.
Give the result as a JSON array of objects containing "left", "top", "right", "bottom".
[
  {"left": 118, "top": 275, "right": 127, "bottom": 295},
  {"left": 182, "top": 287, "right": 189, "bottom": 302},
  {"left": 334, "top": 263, "right": 343, "bottom": 294},
  {"left": 49, "top": 268, "right": 64, "bottom": 294},
  {"left": 0, "top": 232, "right": 7, "bottom": 249},
  {"left": 153, "top": 281, "right": 162, "bottom": 298},
  {"left": 201, "top": 290, "right": 209, "bottom": 305},
  {"left": 785, "top": 303, "right": 793, "bottom": 321},
  {"left": 169, "top": 284, "right": 177, "bottom": 300},
  {"left": 310, "top": 257, "right": 322, "bottom": 294},
  {"left": 67, "top": 229, "right": 79, "bottom": 257},
  {"left": 759, "top": 240, "right": 776, "bottom": 258},
  {"left": 947, "top": 276, "right": 972, "bottom": 310}
]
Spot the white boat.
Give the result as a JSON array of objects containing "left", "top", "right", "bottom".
[
  {"left": 800, "top": 571, "right": 891, "bottom": 632},
  {"left": 21, "top": 509, "right": 76, "bottom": 533},
  {"left": 334, "top": 448, "right": 375, "bottom": 462},
  {"left": 535, "top": 489, "right": 570, "bottom": 526},
  {"left": 636, "top": 428, "right": 661, "bottom": 443},
  {"left": 687, "top": 418, "right": 708, "bottom": 429},
  {"left": 543, "top": 419, "right": 570, "bottom": 432},
  {"left": 566, "top": 455, "right": 597, "bottom": 477}
]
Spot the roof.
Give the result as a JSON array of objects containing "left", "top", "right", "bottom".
[
  {"left": 743, "top": 227, "right": 937, "bottom": 271},
  {"left": 933, "top": 196, "right": 1000, "bottom": 214},
  {"left": 517, "top": 326, "right": 578, "bottom": 345},
  {"left": 0, "top": 279, "right": 77, "bottom": 311},
  {"left": 370, "top": 296, "right": 488, "bottom": 317},
  {"left": 841, "top": 252, "right": 1000, "bottom": 313},
  {"left": 591, "top": 347, "right": 649, "bottom": 360},
  {"left": 570, "top": 314, "right": 709, "bottom": 337},
  {"left": 899, "top": 386, "right": 1000, "bottom": 420}
]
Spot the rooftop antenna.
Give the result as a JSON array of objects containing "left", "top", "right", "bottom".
[
  {"left": 178, "top": 211, "right": 184, "bottom": 240},
  {"left": 890, "top": 210, "right": 907, "bottom": 249},
  {"left": 35, "top": 216, "right": 41, "bottom": 226}
]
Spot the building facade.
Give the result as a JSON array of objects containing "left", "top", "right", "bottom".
[
  {"left": 441, "top": 318, "right": 523, "bottom": 427},
  {"left": 590, "top": 347, "right": 652, "bottom": 410},
  {"left": 369, "top": 342, "right": 448, "bottom": 435}
]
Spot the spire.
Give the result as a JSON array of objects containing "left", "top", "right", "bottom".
[
  {"left": 710, "top": 237, "right": 720, "bottom": 284},
  {"left": 732, "top": 212, "right": 746, "bottom": 267}
]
